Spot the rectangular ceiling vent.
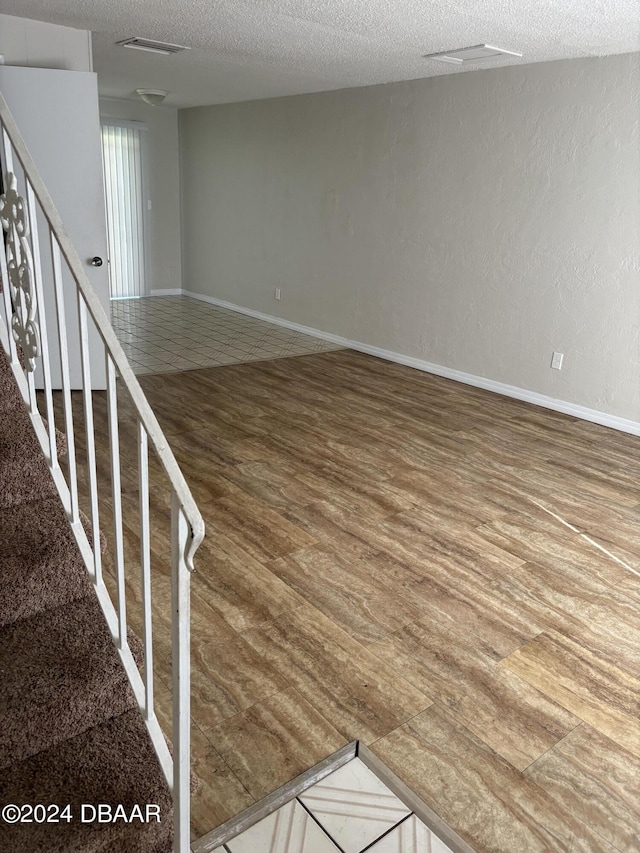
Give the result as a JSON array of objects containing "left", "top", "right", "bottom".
[
  {"left": 423, "top": 44, "right": 522, "bottom": 64},
  {"left": 116, "top": 37, "right": 191, "bottom": 56}
]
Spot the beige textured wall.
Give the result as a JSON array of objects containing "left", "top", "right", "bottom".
[
  {"left": 100, "top": 98, "right": 183, "bottom": 293},
  {"left": 0, "top": 14, "right": 92, "bottom": 71},
  {"left": 180, "top": 53, "right": 640, "bottom": 421}
]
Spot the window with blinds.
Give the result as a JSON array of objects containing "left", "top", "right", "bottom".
[{"left": 100, "top": 121, "right": 148, "bottom": 299}]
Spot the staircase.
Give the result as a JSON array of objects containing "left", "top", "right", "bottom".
[
  {"left": 0, "top": 88, "right": 204, "bottom": 851},
  {"left": 0, "top": 352, "right": 174, "bottom": 852}
]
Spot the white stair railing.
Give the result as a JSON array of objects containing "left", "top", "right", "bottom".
[{"left": 0, "top": 91, "right": 204, "bottom": 853}]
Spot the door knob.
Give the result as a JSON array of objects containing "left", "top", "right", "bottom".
[{"left": 89, "top": 256, "right": 103, "bottom": 267}]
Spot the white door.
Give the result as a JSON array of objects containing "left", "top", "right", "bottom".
[{"left": 0, "top": 65, "right": 110, "bottom": 389}]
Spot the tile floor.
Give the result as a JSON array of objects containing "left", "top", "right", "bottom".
[
  {"left": 215, "top": 759, "right": 456, "bottom": 853},
  {"left": 110, "top": 296, "right": 342, "bottom": 375}
]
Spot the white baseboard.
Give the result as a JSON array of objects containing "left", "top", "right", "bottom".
[
  {"left": 182, "top": 290, "right": 348, "bottom": 345},
  {"left": 150, "top": 288, "right": 183, "bottom": 296},
  {"left": 180, "top": 289, "right": 640, "bottom": 436}
]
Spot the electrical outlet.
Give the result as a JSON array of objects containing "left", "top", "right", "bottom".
[
  {"left": 274, "top": 288, "right": 281, "bottom": 301},
  {"left": 551, "top": 351, "right": 564, "bottom": 370}
]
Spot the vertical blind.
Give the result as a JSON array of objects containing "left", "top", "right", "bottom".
[{"left": 101, "top": 122, "right": 147, "bottom": 299}]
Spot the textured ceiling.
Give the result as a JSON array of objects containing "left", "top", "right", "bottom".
[{"left": 2, "top": 0, "right": 639, "bottom": 107}]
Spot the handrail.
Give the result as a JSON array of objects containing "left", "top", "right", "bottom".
[
  {"left": 0, "top": 88, "right": 204, "bottom": 853},
  {"left": 0, "top": 90, "right": 204, "bottom": 566}
]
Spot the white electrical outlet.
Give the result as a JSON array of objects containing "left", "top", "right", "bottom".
[
  {"left": 551, "top": 351, "right": 564, "bottom": 370},
  {"left": 275, "top": 288, "right": 281, "bottom": 301}
]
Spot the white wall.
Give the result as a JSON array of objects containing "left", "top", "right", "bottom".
[
  {"left": 180, "top": 53, "right": 640, "bottom": 423},
  {"left": 99, "top": 98, "right": 183, "bottom": 293},
  {"left": 0, "top": 14, "right": 92, "bottom": 72}
]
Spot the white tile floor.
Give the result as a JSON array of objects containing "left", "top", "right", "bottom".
[
  {"left": 299, "top": 760, "right": 410, "bottom": 853},
  {"left": 214, "top": 758, "right": 456, "bottom": 853},
  {"left": 110, "top": 296, "right": 342, "bottom": 376}
]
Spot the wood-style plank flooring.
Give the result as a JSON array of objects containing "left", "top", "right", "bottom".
[{"left": 66, "top": 350, "right": 640, "bottom": 852}]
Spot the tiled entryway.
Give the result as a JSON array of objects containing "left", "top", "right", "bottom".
[
  {"left": 214, "top": 759, "right": 457, "bottom": 853},
  {"left": 110, "top": 295, "right": 341, "bottom": 375}
]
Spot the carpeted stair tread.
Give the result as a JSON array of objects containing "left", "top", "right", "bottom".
[
  {"left": 0, "top": 594, "right": 143, "bottom": 770},
  {"left": 0, "top": 708, "right": 173, "bottom": 853},
  {"left": 2, "top": 277, "right": 174, "bottom": 851},
  {"left": 0, "top": 497, "right": 94, "bottom": 626},
  {"left": 0, "top": 406, "right": 58, "bottom": 508}
]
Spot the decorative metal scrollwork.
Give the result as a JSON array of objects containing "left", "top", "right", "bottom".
[{"left": 0, "top": 171, "right": 40, "bottom": 371}]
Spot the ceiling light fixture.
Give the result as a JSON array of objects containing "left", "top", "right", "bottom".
[
  {"left": 423, "top": 44, "right": 522, "bottom": 64},
  {"left": 136, "top": 89, "right": 169, "bottom": 106},
  {"left": 117, "top": 37, "right": 190, "bottom": 56}
]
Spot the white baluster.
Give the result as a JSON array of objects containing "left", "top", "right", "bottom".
[
  {"left": 171, "top": 493, "right": 191, "bottom": 853},
  {"left": 26, "top": 180, "right": 57, "bottom": 467},
  {"left": 78, "top": 294, "right": 102, "bottom": 584},
  {"left": 0, "top": 211, "right": 17, "bottom": 364},
  {"left": 138, "top": 421, "right": 154, "bottom": 718},
  {"left": 1, "top": 126, "right": 15, "bottom": 174},
  {"left": 107, "top": 354, "right": 127, "bottom": 648},
  {"left": 50, "top": 235, "right": 79, "bottom": 523}
]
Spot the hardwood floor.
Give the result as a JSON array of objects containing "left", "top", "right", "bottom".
[{"left": 65, "top": 349, "right": 640, "bottom": 851}]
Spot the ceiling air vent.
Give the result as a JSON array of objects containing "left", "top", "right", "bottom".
[
  {"left": 423, "top": 44, "right": 522, "bottom": 64},
  {"left": 116, "top": 37, "right": 190, "bottom": 56}
]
